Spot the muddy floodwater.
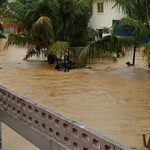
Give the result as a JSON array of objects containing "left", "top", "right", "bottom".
[{"left": 0, "top": 39, "right": 150, "bottom": 150}]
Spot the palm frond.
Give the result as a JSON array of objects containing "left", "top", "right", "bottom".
[
  {"left": 4, "top": 0, "right": 25, "bottom": 20},
  {"left": 71, "top": 46, "right": 85, "bottom": 61},
  {"left": 0, "top": 17, "right": 18, "bottom": 24},
  {"left": 8, "top": 0, "right": 24, "bottom": 13},
  {"left": 48, "top": 41, "right": 69, "bottom": 58},
  {"left": 117, "top": 36, "right": 136, "bottom": 47},
  {"left": 5, "top": 33, "right": 37, "bottom": 49},
  {"left": 0, "top": 32, "right": 5, "bottom": 38},
  {"left": 112, "top": 17, "right": 150, "bottom": 46},
  {"left": 32, "top": 16, "right": 54, "bottom": 46},
  {"left": 76, "top": 36, "right": 117, "bottom": 68},
  {"left": 112, "top": 0, "right": 150, "bottom": 28},
  {"left": 76, "top": 46, "right": 91, "bottom": 67},
  {"left": 24, "top": 48, "right": 47, "bottom": 60},
  {"left": 143, "top": 42, "right": 150, "bottom": 63}
]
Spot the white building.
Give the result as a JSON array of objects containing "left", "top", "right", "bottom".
[{"left": 89, "top": 0, "right": 125, "bottom": 30}]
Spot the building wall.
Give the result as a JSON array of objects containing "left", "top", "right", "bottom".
[
  {"left": 2, "top": 25, "right": 18, "bottom": 34},
  {"left": 89, "top": 0, "right": 125, "bottom": 29}
]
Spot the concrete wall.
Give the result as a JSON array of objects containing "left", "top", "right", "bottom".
[
  {"left": 89, "top": 0, "right": 125, "bottom": 29},
  {"left": 0, "top": 110, "right": 67, "bottom": 150},
  {"left": 0, "top": 85, "right": 133, "bottom": 150}
]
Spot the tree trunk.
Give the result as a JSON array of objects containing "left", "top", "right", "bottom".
[
  {"left": 132, "top": 45, "right": 136, "bottom": 66},
  {"left": 47, "top": 54, "right": 57, "bottom": 64}
]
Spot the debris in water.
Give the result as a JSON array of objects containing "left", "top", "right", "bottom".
[
  {"left": 126, "top": 61, "right": 133, "bottom": 66},
  {"left": 143, "top": 134, "right": 150, "bottom": 150},
  {"left": 84, "top": 66, "right": 93, "bottom": 69}
]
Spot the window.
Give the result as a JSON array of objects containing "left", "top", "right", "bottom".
[{"left": 97, "top": 2, "right": 104, "bottom": 13}]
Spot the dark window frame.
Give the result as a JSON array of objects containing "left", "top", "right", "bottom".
[{"left": 97, "top": 2, "right": 104, "bottom": 13}]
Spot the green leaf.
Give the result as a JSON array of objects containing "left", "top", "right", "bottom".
[
  {"left": 0, "top": 32, "right": 5, "bottom": 38},
  {"left": 48, "top": 41, "right": 69, "bottom": 58},
  {"left": 143, "top": 42, "right": 150, "bottom": 63},
  {"left": 32, "top": 16, "right": 54, "bottom": 45}
]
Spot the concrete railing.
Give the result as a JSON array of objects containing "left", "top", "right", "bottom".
[{"left": 0, "top": 85, "right": 133, "bottom": 150}]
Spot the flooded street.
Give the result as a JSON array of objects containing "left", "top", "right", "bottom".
[{"left": 0, "top": 39, "right": 150, "bottom": 150}]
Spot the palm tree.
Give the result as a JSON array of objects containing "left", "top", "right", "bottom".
[
  {"left": 0, "top": 0, "right": 7, "bottom": 14},
  {"left": 1, "top": 0, "right": 131, "bottom": 68},
  {"left": 0, "top": 0, "right": 7, "bottom": 6},
  {"left": 73, "top": 0, "right": 150, "bottom": 68},
  {"left": 112, "top": 17, "right": 149, "bottom": 66},
  {"left": 5, "top": 16, "right": 54, "bottom": 59},
  {"left": 25, "top": 0, "right": 93, "bottom": 44},
  {"left": 76, "top": 17, "right": 150, "bottom": 67},
  {"left": 3, "top": 0, "right": 98, "bottom": 64},
  {"left": 2, "top": 0, "right": 150, "bottom": 70},
  {"left": 113, "top": 0, "right": 150, "bottom": 29},
  {"left": 111, "top": 0, "right": 150, "bottom": 66},
  {"left": 1, "top": 0, "right": 56, "bottom": 60}
]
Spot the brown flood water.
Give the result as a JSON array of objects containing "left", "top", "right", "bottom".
[{"left": 0, "top": 39, "right": 150, "bottom": 150}]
